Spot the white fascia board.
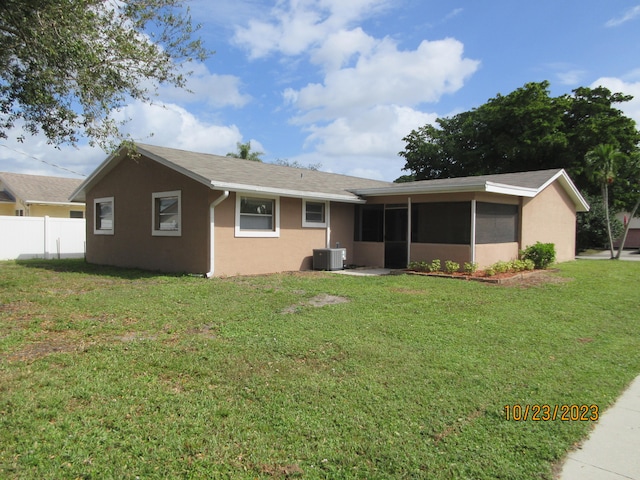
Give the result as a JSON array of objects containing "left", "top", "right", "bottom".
[
  {"left": 352, "top": 183, "right": 486, "bottom": 196},
  {"left": 210, "top": 181, "right": 366, "bottom": 203},
  {"left": 541, "top": 170, "right": 590, "bottom": 212},
  {"left": 69, "top": 147, "right": 126, "bottom": 202},
  {"left": 484, "top": 182, "right": 538, "bottom": 197}
]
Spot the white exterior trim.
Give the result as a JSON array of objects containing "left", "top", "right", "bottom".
[
  {"left": 93, "top": 196, "right": 114, "bottom": 235},
  {"left": 235, "top": 194, "right": 280, "bottom": 238}
]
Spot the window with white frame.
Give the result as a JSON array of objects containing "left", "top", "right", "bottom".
[
  {"left": 303, "top": 200, "right": 328, "bottom": 228},
  {"left": 94, "top": 197, "right": 114, "bottom": 235},
  {"left": 152, "top": 190, "right": 181, "bottom": 236},
  {"left": 235, "top": 195, "right": 280, "bottom": 237}
]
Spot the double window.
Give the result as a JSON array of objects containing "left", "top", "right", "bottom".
[
  {"left": 235, "top": 195, "right": 280, "bottom": 237},
  {"left": 94, "top": 197, "right": 114, "bottom": 234},
  {"left": 152, "top": 191, "right": 181, "bottom": 236}
]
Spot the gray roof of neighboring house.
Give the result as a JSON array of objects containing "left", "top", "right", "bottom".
[
  {"left": 72, "top": 143, "right": 394, "bottom": 203},
  {"left": 0, "top": 172, "right": 84, "bottom": 205},
  {"left": 70, "top": 143, "right": 589, "bottom": 211}
]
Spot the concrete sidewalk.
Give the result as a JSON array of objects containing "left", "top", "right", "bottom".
[
  {"left": 557, "top": 375, "right": 640, "bottom": 479},
  {"left": 576, "top": 249, "right": 640, "bottom": 261}
]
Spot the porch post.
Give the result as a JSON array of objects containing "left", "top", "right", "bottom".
[
  {"left": 407, "top": 197, "right": 412, "bottom": 265},
  {"left": 470, "top": 200, "right": 476, "bottom": 264}
]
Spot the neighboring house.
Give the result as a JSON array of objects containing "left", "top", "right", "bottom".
[
  {"left": 71, "top": 143, "right": 589, "bottom": 276},
  {"left": 614, "top": 212, "right": 640, "bottom": 249},
  {"left": 0, "top": 172, "right": 85, "bottom": 218}
]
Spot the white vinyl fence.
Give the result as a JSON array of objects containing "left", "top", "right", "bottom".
[{"left": 0, "top": 215, "right": 86, "bottom": 260}]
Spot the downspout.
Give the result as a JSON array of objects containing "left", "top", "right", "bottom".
[
  {"left": 470, "top": 200, "right": 477, "bottom": 264},
  {"left": 206, "top": 191, "right": 229, "bottom": 278}
]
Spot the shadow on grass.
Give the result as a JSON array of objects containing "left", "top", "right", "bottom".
[{"left": 15, "top": 258, "right": 186, "bottom": 280}]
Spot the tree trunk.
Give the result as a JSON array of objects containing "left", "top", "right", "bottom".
[
  {"left": 603, "top": 184, "right": 615, "bottom": 258},
  {"left": 615, "top": 196, "right": 640, "bottom": 259}
]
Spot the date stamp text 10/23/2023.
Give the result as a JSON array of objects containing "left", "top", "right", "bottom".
[{"left": 504, "top": 404, "right": 599, "bottom": 421}]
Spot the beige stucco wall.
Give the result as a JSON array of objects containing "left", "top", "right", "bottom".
[
  {"left": 475, "top": 243, "right": 520, "bottom": 268},
  {"left": 86, "top": 154, "right": 211, "bottom": 273},
  {"left": 409, "top": 244, "right": 471, "bottom": 267},
  {"left": 328, "top": 201, "right": 356, "bottom": 264},
  {"left": 521, "top": 182, "right": 577, "bottom": 263},
  {"left": 211, "top": 193, "right": 330, "bottom": 276},
  {"left": 353, "top": 242, "right": 384, "bottom": 267}
]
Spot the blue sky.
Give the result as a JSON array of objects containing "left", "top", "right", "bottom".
[{"left": 2, "top": 0, "right": 640, "bottom": 182}]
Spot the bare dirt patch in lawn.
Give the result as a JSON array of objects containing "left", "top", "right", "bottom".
[{"left": 281, "top": 293, "right": 350, "bottom": 314}]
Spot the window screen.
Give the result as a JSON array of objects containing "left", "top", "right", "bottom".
[
  {"left": 354, "top": 204, "right": 384, "bottom": 242},
  {"left": 475, "top": 202, "right": 519, "bottom": 244},
  {"left": 411, "top": 202, "right": 471, "bottom": 244}
]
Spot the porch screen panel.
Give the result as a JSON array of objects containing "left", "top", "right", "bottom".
[
  {"left": 411, "top": 202, "right": 471, "bottom": 244},
  {"left": 354, "top": 204, "right": 383, "bottom": 242},
  {"left": 475, "top": 202, "right": 519, "bottom": 244}
]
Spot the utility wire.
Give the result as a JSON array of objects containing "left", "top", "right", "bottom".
[{"left": 0, "top": 143, "right": 87, "bottom": 177}]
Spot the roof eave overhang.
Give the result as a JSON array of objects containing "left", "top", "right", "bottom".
[
  {"left": 352, "top": 182, "right": 538, "bottom": 197},
  {"left": 25, "top": 200, "right": 84, "bottom": 207},
  {"left": 209, "top": 181, "right": 365, "bottom": 203},
  {"left": 70, "top": 144, "right": 365, "bottom": 204}
]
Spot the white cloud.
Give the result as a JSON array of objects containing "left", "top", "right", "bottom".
[
  {"left": 0, "top": 131, "right": 103, "bottom": 178},
  {"left": 310, "top": 28, "right": 376, "bottom": 71},
  {"left": 232, "top": 0, "right": 390, "bottom": 59},
  {"left": 155, "top": 62, "right": 251, "bottom": 108},
  {"left": 605, "top": 5, "right": 640, "bottom": 27},
  {"left": 289, "top": 105, "right": 437, "bottom": 181},
  {"left": 286, "top": 36, "right": 479, "bottom": 122},
  {"left": 116, "top": 102, "right": 243, "bottom": 155},
  {"left": 557, "top": 69, "right": 587, "bottom": 86},
  {"left": 591, "top": 76, "right": 640, "bottom": 126}
]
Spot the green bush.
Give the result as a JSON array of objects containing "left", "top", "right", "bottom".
[
  {"left": 463, "top": 262, "right": 478, "bottom": 275},
  {"left": 428, "top": 259, "right": 441, "bottom": 273},
  {"left": 444, "top": 260, "right": 460, "bottom": 274},
  {"left": 522, "top": 242, "right": 556, "bottom": 269}
]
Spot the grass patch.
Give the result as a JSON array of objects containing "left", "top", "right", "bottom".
[{"left": 1, "top": 259, "right": 639, "bottom": 479}]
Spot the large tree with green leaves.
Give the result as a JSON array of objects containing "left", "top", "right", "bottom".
[
  {"left": 0, "top": 0, "right": 209, "bottom": 149},
  {"left": 398, "top": 81, "right": 640, "bottom": 198}
]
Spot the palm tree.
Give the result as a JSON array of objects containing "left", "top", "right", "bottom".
[
  {"left": 585, "top": 144, "right": 628, "bottom": 258},
  {"left": 226, "top": 141, "right": 263, "bottom": 162}
]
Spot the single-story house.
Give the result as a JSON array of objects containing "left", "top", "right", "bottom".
[
  {"left": 0, "top": 172, "right": 85, "bottom": 218},
  {"left": 70, "top": 143, "right": 589, "bottom": 276}
]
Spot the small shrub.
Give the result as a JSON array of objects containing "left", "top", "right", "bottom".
[
  {"left": 485, "top": 267, "right": 496, "bottom": 277},
  {"left": 428, "top": 259, "right": 441, "bottom": 273},
  {"left": 444, "top": 260, "right": 460, "bottom": 274},
  {"left": 493, "top": 261, "right": 511, "bottom": 274},
  {"left": 522, "top": 258, "right": 535, "bottom": 271},
  {"left": 522, "top": 242, "right": 556, "bottom": 269},
  {"left": 511, "top": 259, "right": 526, "bottom": 272},
  {"left": 463, "top": 262, "right": 478, "bottom": 275}
]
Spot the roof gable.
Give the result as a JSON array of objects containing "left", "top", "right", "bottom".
[{"left": 0, "top": 172, "right": 84, "bottom": 205}]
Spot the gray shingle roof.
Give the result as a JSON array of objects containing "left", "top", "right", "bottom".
[
  {"left": 71, "top": 143, "right": 588, "bottom": 211},
  {"left": 137, "top": 143, "right": 394, "bottom": 200},
  {"left": 0, "top": 172, "right": 84, "bottom": 204}
]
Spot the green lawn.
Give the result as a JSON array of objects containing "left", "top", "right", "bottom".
[{"left": 1, "top": 259, "right": 639, "bottom": 479}]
